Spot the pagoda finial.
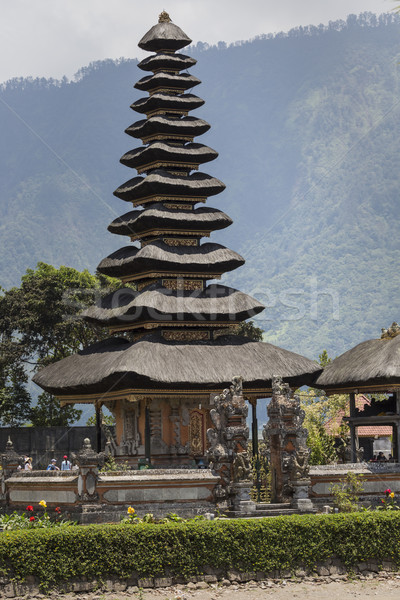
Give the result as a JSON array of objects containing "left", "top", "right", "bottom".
[{"left": 159, "top": 10, "right": 171, "bottom": 23}]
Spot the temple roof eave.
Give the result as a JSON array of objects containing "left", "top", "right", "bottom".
[
  {"left": 96, "top": 242, "right": 245, "bottom": 279},
  {"left": 33, "top": 333, "right": 322, "bottom": 398},
  {"left": 113, "top": 170, "right": 226, "bottom": 203}
]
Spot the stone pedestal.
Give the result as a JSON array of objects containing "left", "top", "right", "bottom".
[
  {"left": 72, "top": 438, "right": 105, "bottom": 504},
  {"left": 230, "top": 482, "right": 255, "bottom": 512},
  {"left": 291, "top": 479, "right": 314, "bottom": 511}
]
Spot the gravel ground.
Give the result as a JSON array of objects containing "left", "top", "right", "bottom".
[{"left": 17, "top": 575, "right": 400, "bottom": 600}]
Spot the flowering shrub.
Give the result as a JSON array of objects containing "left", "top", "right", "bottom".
[
  {"left": 0, "top": 501, "right": 74, "bottom": 530},
  {"left": 377, "top": 488, "right": 400, "bottom": 511},
  {"left": 121, "top": 508, "right": 203, "bottom": 525}
]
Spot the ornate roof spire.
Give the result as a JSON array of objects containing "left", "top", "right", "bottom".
[{"left": 159, "top": 10, "right": 171, "bottom": 23}]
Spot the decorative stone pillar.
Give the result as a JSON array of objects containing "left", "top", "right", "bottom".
[
  {"left": 263, "top": 377, "right": 313, "bottom": 511},
  {"left": 0, "top": 438, "right": 23, "bottom": 504},
  {"left": 206, "top": 376, "right": 253, "bottom": 512},
  {"left": 72, "top": 438, "right": 105, "bottom": 503}
]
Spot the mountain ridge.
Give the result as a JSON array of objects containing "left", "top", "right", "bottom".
[{"left": 1, "top": 12, "right": 399, "bottom": 359}]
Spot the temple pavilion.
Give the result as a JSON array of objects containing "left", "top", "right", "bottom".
[
  {"left": 314, "top": 322, "right": 400, "bottom": 463},
  {"left": 33, "top": 13, "right": 321, "bottom": 466}
]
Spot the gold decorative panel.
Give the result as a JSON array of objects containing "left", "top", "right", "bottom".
[
  {"left": 163, "top": 238, "right": 198, "bottom": 247},
  {"left": 164, "top": 203, "right": 193, "bottom": 210},
  {"left": 162, "top": 279, "right": 203, "bottom": 291},
  {"left": 162, "top": 330, "right": 210, "bottom": 342},
  {"left": 189, "top": 410, "right": 205, "bottom": 456}
]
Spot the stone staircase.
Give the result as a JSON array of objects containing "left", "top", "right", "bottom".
[{"left": 224, "top": 502, "right": 299, "bottom": 518}]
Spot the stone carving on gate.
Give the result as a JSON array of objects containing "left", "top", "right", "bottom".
[
  {"left": 206, "top": 376, "right": 252, "bottom": 511},
  {"left": 263, "top": 377, "right": 313, "bottom": 511}
]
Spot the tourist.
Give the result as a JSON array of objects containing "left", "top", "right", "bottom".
[
  {"left": 61, "top": 455, "right": 72, "bottom": 470},
  {"left": 377, "top": 451, "right": 386, "bottom": 462},
  {"left": 24, "top": 457, "right": 32, "bottom": 471},
  {"left": 46, "top": 458, "right": 59, "bottom": 471}
]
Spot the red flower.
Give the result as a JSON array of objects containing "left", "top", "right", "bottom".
[
  {"left": 381, "top": 499, "right": 385, "bottom": 503},
  {"left": 55, "top": 507, "right": 61, "bottom": 513},
  {"left": 26, "top": 505, "right": 34, "bottom": 512},
  {"left": 29, "top": 516, "right": 35, "bottom": 522},
  {"left": 385, "top": 488, "right": 392, "bottom": 495}
]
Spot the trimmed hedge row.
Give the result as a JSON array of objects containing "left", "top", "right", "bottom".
[{"left": 1, "top": 512, "right": 400, "bottom": 589}]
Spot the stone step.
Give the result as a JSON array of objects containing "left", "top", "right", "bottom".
[
  {"left": 255, "top": 503, "right": 292, "bottom": 510},
  {"left": 224, "top": 508, "right": 298, "bottom": 519}
]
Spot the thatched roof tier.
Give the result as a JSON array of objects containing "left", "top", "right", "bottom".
[
  {"left": 97, "top": 242, "right": 245, "bottom": 279},
  {"left": 134, "top": 72, "right": 201, "bottom": 94},
  {"left": 81, "top": 283, "right": 264, "bottom": 328},
  {"left": 138, "top": 21, "right": 192, "bottom": 53},
  {"left": 131, "top": 93, "right": 204, "bottom": 116},
  {"left": 314, "top": 335, "right": 400, "bottom": 394},
  {"left": 113, "top": 170, "right": 225, "bottom": 203},
  {"left": 33, "top": 332, "right": 322, "bottom": 398},
  {"left": 120, "top": 142, "right": 218, "bottom": 172},
  {"left": 138, "top": 53, "right": 197, "bottom": 73},
  {"left": 125, "top": 116, "right": 210, "bottom": 142},
  {"left": 108, "top": 205, "right": 232, "bottom": 239}
]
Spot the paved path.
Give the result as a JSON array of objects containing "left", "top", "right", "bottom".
[{"left": 25, "top": 575, "right": 400, "bottom": 600}]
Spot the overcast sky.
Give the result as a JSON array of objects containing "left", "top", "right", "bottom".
[{"left": 0, "top": 0, "right": 393, "bottom": 84}]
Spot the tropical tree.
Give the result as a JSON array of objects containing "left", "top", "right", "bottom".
[
  {"left": 0, "top": 262, "right": 122, "bottom": 426},
  {"left": 297, "top": 350, "right": 348, "bottom": 465}
]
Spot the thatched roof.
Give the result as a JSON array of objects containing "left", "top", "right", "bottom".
[
  {"left": 314, "top": 335, "right": 400, "bottom": 393},
  {"left": 113, "top": 170, "right": 225, "bottom": 203},
  {"left": 97, "top": 241, "right": 245, "bottom": 279},
  {"left": 131, "top": 93, "right": 204, "bottom": 116},
  {"left": 135, "top": 72, "right": 201, "bottom": 93},
  {"left": 138, "top": 21, "right": 192, "bottom": 53},
  {"left": 125, "top": 116, "right": 210, "bottom": 141},
  {"left": 120, "top": 142, "right": 218, "bottom": 171},
  {"left": 81, "top": 283, "right": 264, "bottom": 327},
  {"left": 138, "top": 53, "right": 196, "bottom": 73},
  {"left": 108, "top": 204, "right": 232, "bottom": 238},
  {"left": 33, "top": 332, "right": 322, "bottom": 397}
]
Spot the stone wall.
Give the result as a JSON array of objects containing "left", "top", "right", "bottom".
[
  {"left": 310, "top": 462, "right": 400, "bottom": 507},
  {"left": 0, "top": 426, "right": 109, "bottom": 469},
  {"left": 1, "top": 467, "right": 219, "bottom": 522},
  {"left": 2, "top": 556, "right": 399, "bottom": 597}
]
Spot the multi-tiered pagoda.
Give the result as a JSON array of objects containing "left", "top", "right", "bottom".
[{"left": 34, "top": 13, "right": 320, "bottom": 466}]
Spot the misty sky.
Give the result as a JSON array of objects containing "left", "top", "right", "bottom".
[{"left": 0, "top": 0, "right": 393, "bottom": 83}]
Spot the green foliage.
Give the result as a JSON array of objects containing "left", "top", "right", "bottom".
[
  {"left": 0, "top": 262, "right": 122, "bottom": 426},
  {"left": 234, "top": 320, "right": 264, "bottom": 341},
  {"left": 100, "top": 455, "right": 130, "bottom": 472},
  {"left": 1, "top": 513, "right": 400, "bottom": 589},
  {"left": 330, "top": 472, "right": 364, "bottom": 512},
  {"left": 86, "top": 409, "right": 116, "bottom": 427},
  {"left": 29, "top": 392, "right": 82, "bottom": 427},
  {"left": 377, "top": 488, "right": 400, "bottom": 511},
  {"left": 0, "top": 504, "right": 74, "bottom": 531},
  {"left": 0, "top": 364, "right": 31, "bottom": 426},
  {"left": 298, "top": 352, "right": 348, "bottom": 465}
]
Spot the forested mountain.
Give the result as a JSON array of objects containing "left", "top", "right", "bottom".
[{"left": 1, "top": 12, "right": 399, "bottom": 359}]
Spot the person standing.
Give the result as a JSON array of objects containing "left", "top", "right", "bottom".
[
  {"left": 61, "top": 455, "right": 72, "bottom": 470},
  {"left": 24, "top": 457, "right": 33, "bottom": 471},
  {"left": 46, "top": 458, "right": 59, "bottom": 471}
]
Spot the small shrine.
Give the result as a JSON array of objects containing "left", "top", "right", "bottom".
[
  {"left": 315, "top": 323, "right": 400, "bottom": 462},
  {"left": 33, "top": 13, "right": 321, "bottom": 467}
]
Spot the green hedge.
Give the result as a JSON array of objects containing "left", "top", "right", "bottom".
[{"left": 1, "top": 512, "right": 400, "bottom": 589}]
